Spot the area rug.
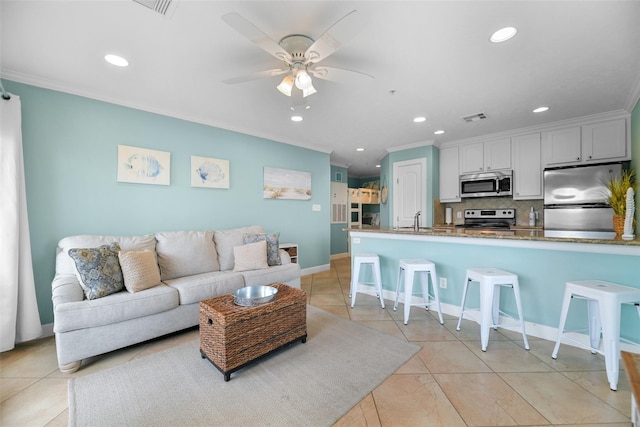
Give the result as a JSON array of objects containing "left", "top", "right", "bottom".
[{"left": 68, "top": 305, "right": 420, "bottom": 426}]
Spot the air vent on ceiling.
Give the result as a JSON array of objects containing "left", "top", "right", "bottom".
[
  {"left": 462, "top": 112, "right": 487, "bottom": 123},
  {"left": 132, "top": 0, "right": 176, "bottom": 16}
]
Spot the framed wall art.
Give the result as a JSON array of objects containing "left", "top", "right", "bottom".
[
  {"left": 263, "top": 167, "right": 311, "bottom": 200},
  {"left": 117, "top": 145, "right": 170, "bottom": 186},
  {"left": 191, "top": 155, "right": 230, "bottom": 189}
]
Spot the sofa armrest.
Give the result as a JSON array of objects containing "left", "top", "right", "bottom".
[
  {"left": 52, "top": 274, "right": 84, "bottom": 308},
  {"left": 279, "top": 249, "right": 292, "bottom": 264}
]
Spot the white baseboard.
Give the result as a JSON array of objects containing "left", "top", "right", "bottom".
[
  {"left": 354, "top": 285, "right": 640, "bottom": 354},
  {"left": 300, "top": 264, "right": 330, "bottom": 276}
]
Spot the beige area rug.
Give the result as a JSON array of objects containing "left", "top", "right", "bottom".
[{"left": 68, "top": 305, "right": 420, "bottom": 426}]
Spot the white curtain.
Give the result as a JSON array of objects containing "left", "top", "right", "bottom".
[{"left": 0, "top": 94, "right": 42, "bottom": 352}]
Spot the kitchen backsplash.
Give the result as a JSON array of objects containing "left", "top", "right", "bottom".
[{"left": 443, "top": 198, "right": 544, "bottom": 227}]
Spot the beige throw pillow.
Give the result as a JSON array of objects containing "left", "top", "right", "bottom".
[
  {"left": 118, "top": 250, "right": 161, "bottom": 293},
  {"left": 233, "top": 240, "right": 269, "bottom": 272}
]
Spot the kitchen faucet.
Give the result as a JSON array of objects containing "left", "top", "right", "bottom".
[{"left": 414, "top": 211, "right": 421, "bottom": 231}]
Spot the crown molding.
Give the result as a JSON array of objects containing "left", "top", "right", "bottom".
[{"left": 386, "top": 139, "right": 435, "bottom": 153}]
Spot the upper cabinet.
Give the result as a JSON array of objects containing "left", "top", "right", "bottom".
[
  {"left": 459, "top": 138, "right": 511, "bottom": 174},
  {"left": 582, "top": 119, "right": 627, "bottom": 162},
  {"left": 439, "top": 146, "right": 460, "bottom": 202},
  {"left": 512, "top": 133, "right": 542, "bottom": 200},
  {"left": 543, "top": 118, "right": 628, "bottom": 167}
]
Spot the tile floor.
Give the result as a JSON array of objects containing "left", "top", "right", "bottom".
[{"left": 0, "top": 257, "right": 634, "bottom": 426}]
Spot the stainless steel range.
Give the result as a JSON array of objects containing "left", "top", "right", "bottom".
[{"left": 458, "top": 209, "right": 516, "bottom": 229}]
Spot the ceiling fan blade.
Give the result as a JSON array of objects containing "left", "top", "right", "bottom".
[
  {"left": 309, "top": 66, "right": 374, "bottom": 84},
  {"left": 305, "top": 10, "right": 365, "bottom": 63},
  {"left": 222, "top": 12, "right": 291, "bottom": 63},
  {"left": 223, "top": 68, "right": 289, "bottom": 84}
]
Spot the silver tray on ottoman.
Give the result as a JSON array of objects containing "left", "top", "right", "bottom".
[{"left": 233, "top": 285, "right": 278, "bottom": 306}]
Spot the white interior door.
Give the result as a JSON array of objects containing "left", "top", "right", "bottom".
[{"left": 393, "top": 158, "right": 427, "bottom": 227}]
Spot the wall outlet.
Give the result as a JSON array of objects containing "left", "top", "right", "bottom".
[
  {"left": 439, "top": 277, "right": 447, "bottom": 289},
  {"left": 353, "top": 237, "right": 360, "bottom": 244},
  {"left": 456, "top": 211, "right": 462, "bottom": 219}
]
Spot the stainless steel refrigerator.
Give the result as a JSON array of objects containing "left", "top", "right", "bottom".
[{"left": 543, "top": 163, "right": 622, "bottom": 239}]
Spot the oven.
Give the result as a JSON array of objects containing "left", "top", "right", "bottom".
[
  {"left": 456, "top": 209, "right": 516, "bottom": 233},
  {"left": 460, "top": 171, "right": 512, "bottom": 198}
]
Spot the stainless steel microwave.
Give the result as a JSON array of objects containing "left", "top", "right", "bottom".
[{"left": 459, "top": 171, "right": 513, "bottom": 198}]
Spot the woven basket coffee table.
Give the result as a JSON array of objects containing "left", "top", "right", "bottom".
[{"left": 199, "top": 283, "right": 307, "bottom": 381}]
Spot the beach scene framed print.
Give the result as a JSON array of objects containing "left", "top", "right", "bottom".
[{"left": 263, "top": 167, "right": 311, "bottom": 200}]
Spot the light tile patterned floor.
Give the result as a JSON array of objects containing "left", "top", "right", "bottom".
[{"left": 0, "top": 257, "right": 633, "bottom": 426}]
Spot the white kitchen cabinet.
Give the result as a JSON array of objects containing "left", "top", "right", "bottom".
[
  {"left": 484, "top": 138, "right": 512, "bottom": 171},
  {"left": 459, "top": 138, "right": 511, "bottom": 174},
  {"left": 512, "top": 133, "right": 542, "bottom": 200},
  {"left": 459, "top": 143, "right": 484, "bottom": 174},
  {"left": 543, "top": 119, "right": 628, "bottom": 166},
  {"left": 543, "top": 126, "right": 581, "bottom": 166},
  {"left": 439, "top": 146, "right": 460, "bottom": 202},
  {"left": 582, "top": 118, "right": 627, "bottom": 162}
]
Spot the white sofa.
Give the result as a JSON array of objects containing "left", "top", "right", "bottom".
[{"left": 51, "top": 226, "right": 301, "bottom": 373}]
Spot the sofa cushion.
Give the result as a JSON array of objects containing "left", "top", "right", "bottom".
[
  {"left": 241, "top": 263, "right": 301, "bottom": 287},
  {"left": 56, "top": 235, "right": 157, "bottom": 277},
  {"left": 53, "top": 284, "right": 178, "bottom": 333},
  {"left": 118, "top": 250, "right": 161, "bottom": 293},
  {"left": 214, "top": 225, "right": 264, "bottom": 271},
  {"left": 155, "top": 231, "right": 219, "bottom": 280},
  {"left": 68, "top": 243, "right": 124, "bottom": 300},
  {"left": 163, "top": 271, "right": 245, "bottom": 305},
  {"left": 243, "top": 232, "right": 281, "bottom": 266},
  {"left": 233, "top": 240, "right": 269, "bottom": 272}
]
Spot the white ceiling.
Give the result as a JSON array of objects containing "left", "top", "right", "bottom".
[{"left": 2, "top": 1, "right": 640, "bottom": 177}]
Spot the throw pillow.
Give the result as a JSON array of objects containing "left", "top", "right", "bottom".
[
  {"left": 118, "top": 250, "right": 161, "bottom": 293},
  {"left": 213, "top": 225, "right": 265, "bottom": 271},
  {"left": 243, "top": 232, "right": 281, "bottom": 266},
  {"left": 233, "top": 240, "right": 269, "bottom": 272},
  {"left": 68, "top": 243, "right": 124, "bottom": 300},
  {"left": 155, "top": 230, "right": 219, "bottom": 281}
]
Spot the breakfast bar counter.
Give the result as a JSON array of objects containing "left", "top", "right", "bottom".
[{"left": 346, "top": 226, "right": 640, "bottom": 346}]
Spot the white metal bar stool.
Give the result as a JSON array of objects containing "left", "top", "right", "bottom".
[
  {"left": 350, "top": 253, "right": 385, "bottom": 308},
  {"left": 456, "top": 268, "right": 530, "bottom": 352},
  {"left": 551, "top": 280, "right": 640, "bottom": 391},
  {"left": 393, "top": 259, "right": 444, "bottom": 325}
]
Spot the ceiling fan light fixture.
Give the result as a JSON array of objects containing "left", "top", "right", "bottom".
[
  {"left": 277, "top": 75, "right": 295, "bottom": 96},
  {"left": 295, "top": 70, "right": 313, "bottom": 90},
  {"left": 302, "top": 83, "right": 317, "bottom": 98}
]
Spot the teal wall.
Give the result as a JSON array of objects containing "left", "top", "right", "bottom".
[
  {"left": 5, "top": 80, "right": 330, "bottom": 325},
  {"left": 330, "top": 165, "right": 348, "bottom": 255},
  {"left": 352, "top": 235, "right": 640, "bottom": 343},
  {"left": 379, "top": 145, "right": 439, "bottom": 227}
]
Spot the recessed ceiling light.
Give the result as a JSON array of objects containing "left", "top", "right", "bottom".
[
  {"left": 375, "top": 164, "right": 381, "bottom": 168},
  {"left": 104, "top": 54, "right": 129, "bottom": 67},
  {"left": 434, "top": 130, "right": 445, "bottom": 135},
  {"left": 533, "top": 106, "right": 550, "bottom": 113},
  {"left": 291, "top": 115, "right": 303, "bottom": 122},
  {"left": 356, "top": 148, "right": 365, "bottom": 152},
  {"left": 413, "top": 116, "right": 426, "bottom": 123},
  {"left": 490, "top": 27, "right": 517, "bottom": 43}
]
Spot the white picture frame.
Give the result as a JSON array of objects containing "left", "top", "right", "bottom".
[
  {"left": 191, "top": 155, "right": 230, "bottom": 189},
  {"left": 117, "top": 145, "right": 170, "bottom": 186}
]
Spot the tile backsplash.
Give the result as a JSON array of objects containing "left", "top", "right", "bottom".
[{"left": 443, "top": 198, "right": 544, "bottom": 226}]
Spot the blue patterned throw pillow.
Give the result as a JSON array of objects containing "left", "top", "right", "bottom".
[
  {"left": 242, "top": 232, "right": 281, "bottom": 266},
  {"left": 68, "top": 243, "right": 124, "bottom": 300}
]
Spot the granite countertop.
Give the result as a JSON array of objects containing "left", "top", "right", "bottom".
[{"left": 345, "top": 225, "right": 640, "bottom": 246}]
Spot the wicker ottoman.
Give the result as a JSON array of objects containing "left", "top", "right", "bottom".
[{"left": 199, "top": 283, "right": 307, "bottom": 381}]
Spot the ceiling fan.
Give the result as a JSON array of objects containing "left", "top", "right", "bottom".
[{"left": 221, "top": 10, "right": 374, "bottom": 99}]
